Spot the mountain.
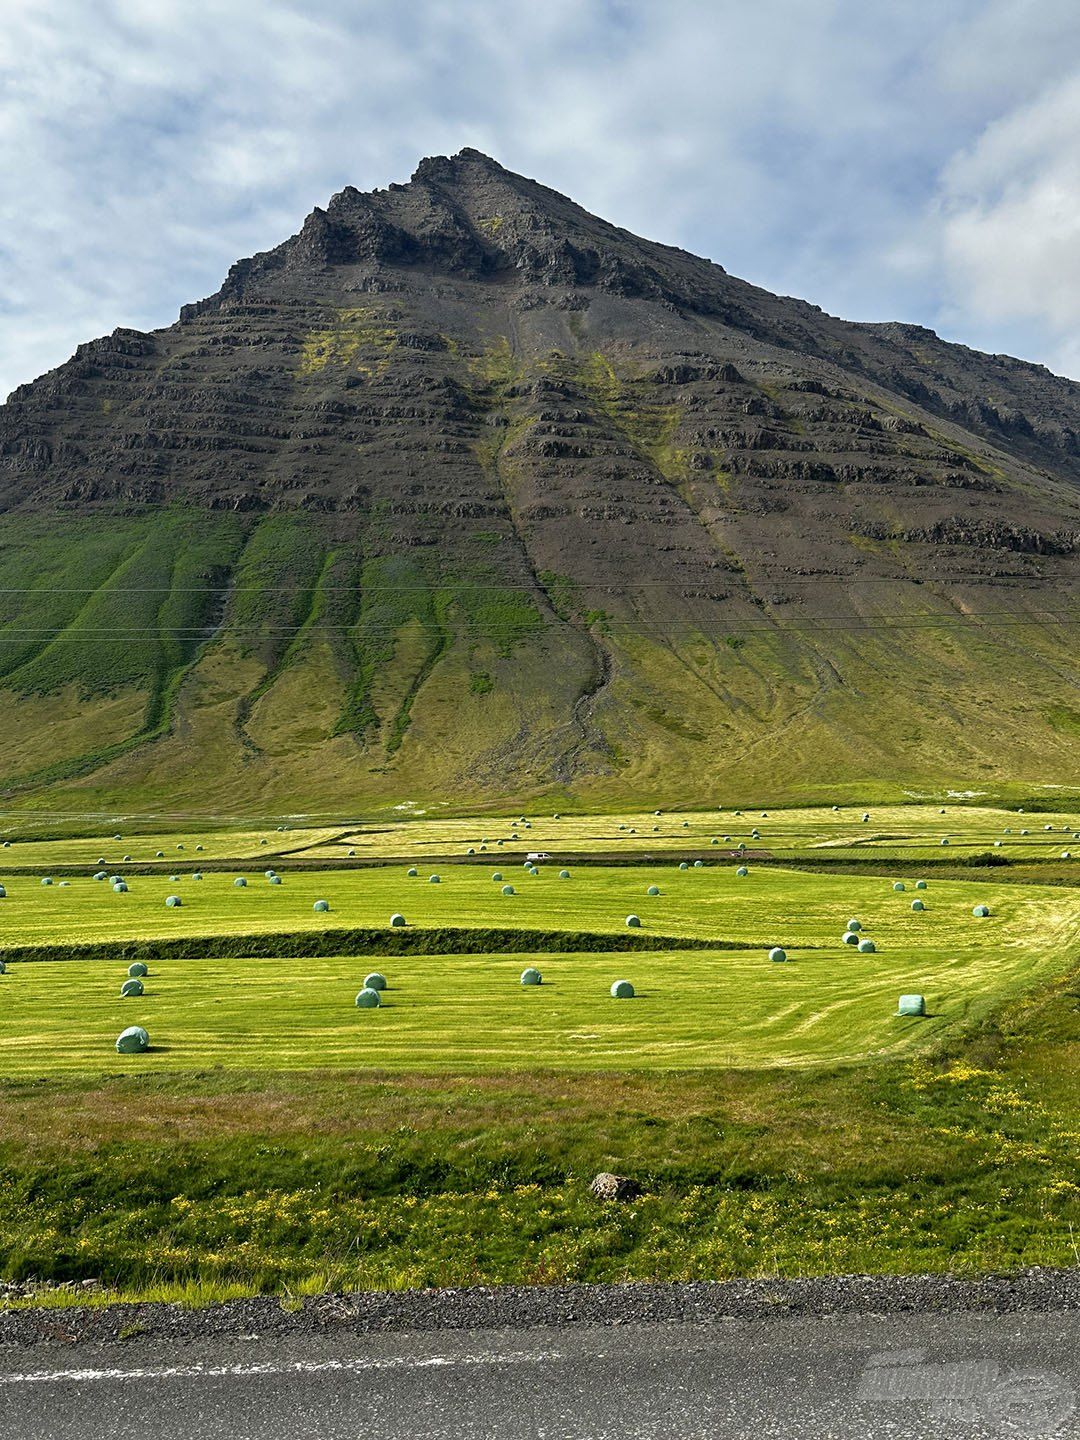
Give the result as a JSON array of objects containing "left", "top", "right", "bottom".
[{"left": 1, "top": 148, "right": 1078, "bottom": 816}]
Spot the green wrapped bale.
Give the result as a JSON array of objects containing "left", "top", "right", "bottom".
[
  {"left": 113, "top": 882, "right": 128, "bottom": 893},
  {"left": 611, "top": 980, "right": 635, "bottom": 999},
  {"left": 625, "top": 914, "right": 641, "bottom": 928},
  {"left": 41, "top": 877, "right": 53, "bottom": 887},
  {"left": 915, "top": 880, "right": 928, "bottom": 890},
  {"left": 846, "top": 919, "right": 861, "bottom": 932},
  {"left": 520, "top": 967, "right": 542, "bottom": 986},
  {"left": 233, "top": 877, "right": 247, "bottom": 888},
  {"left": 165, "top": 896, "right": 182, "bottom": 908},
  {"left": 768, "top": 947, "right": 787, "bottom": 963},
  {"left": 559, "top": 870, "right": 571, "bottom": 879},
  {"left": 128, "top": 962, "right": 149, "bottom": 978},
  {"left": 390, "top": 913, "right": 406, "bottom": 927},
  {"left": 429, "top": 875, "right": 441, "bottom": 884},
  {"left": 501, "top": 885, "right": 515, "bottom": 896},
  {"left": 858, "top": 938, "right": 876, "bottom": 953},
  {"left": 679, "top": 862, "right": 689, "bottom": 871},
  {"left": 897, "top": 994, "right": 926, "bottom": 1017},
  {"left": 972, "top": 904, "right": 990, "bottom": 917},
  {"left": 121, "top": 978, "right": 144, "bottom": 997},
  {"left": 116, "top": 1026, "right": 149, "bottom": 1054},
  {"left": 313, "top": 899, "right": 330, "bottom": 913},
  {"left": 646, "top": 885, "right": 660, "bottom": 896},
  {"left": 736, "top": 866, "right": 749, "bottom": 877},
  {"left": 269, "top": 875, "right": 282, "bottom": 885},
  {"left": 843, "top": 932, "right": 859, "bottom": 946},
  {"left": 407, "top": 867, "right": 418, "bottom": 877},
  {"left": 893, "top": 882, "right": 905, "bottom": 892},
  {"left": 0, "top": 959, "right": 6, "bottom": 973},
  {"left": 364, "top": 972, "right": 387, "bottom": 992},
  {"left": 911, "top": 899, "right": 926, "bottom": 911},
  {"left": 354, "top": 988, "right": 381, "bottom": 1009}
]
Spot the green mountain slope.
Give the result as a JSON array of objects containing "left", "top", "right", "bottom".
[{"left": 0, "top": 150, "right": 1078, "bottom": 815}]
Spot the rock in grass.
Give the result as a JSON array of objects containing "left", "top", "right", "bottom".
[
  {"left": 520, "top": 967, "right": 542, "bottom": 986},
  {"left": 610, "top": 980, "right": 635, "bottom": 999},
  {"left": 116, "top": 1026, "right": 149, "bottom": 1054},
  {"left": 625, "top": 914, "right": 641, "bottom": 928},
  {"left": 165, "top": 896, "right": 182, "bottom": 908},
  {"left": 769, "top": 947, "right": 787, "bottom": 963},
  {"left": 897, "top": 994, "right": 926, "bottom": 1017},
  {"left": 589, "top": 1172, "right": 640, "bottom": 1200},
  {"left": 121, "top": 978, "right": 144, "bottom": 997},
  {"left": 128, "top": 962, "right": 148, "bottom": 978},
  {"left": 390, "top": 913, "right": 406, "bottom": 927},
  {"left": 972, "top": 904, "right": 990, "bottom": 917},
  {"left": 364, "top": 973, "right": 387, "bottom": 992},
  {"left": 354, "top": 988, "right": 381, "bottom": 1009},
  {"left": 313, "top": 899, "right": 330, "bottom": 913}
]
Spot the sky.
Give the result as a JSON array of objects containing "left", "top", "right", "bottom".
[{"left": 3, "top": 0, "right": 1080, "bottom": 399}]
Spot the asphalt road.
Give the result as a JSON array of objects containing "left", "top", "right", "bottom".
[{"left": 2, "top": 1310, "right": 1078, "bottom": 1440}]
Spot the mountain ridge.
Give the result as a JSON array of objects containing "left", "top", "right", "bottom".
[{"left": 0, "top": 149, "right": 1077, "bottom": 815}]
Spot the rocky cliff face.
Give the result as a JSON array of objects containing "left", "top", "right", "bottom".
[{"left": 0, "top": 149, "right": 1077, "bottom": 813}]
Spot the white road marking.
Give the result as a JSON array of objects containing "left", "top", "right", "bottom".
[{"left": 0, "top": 1350, "right": 564, "bottom": 1386}]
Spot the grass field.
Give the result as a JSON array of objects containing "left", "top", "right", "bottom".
[{"left": 0, "top": 807, "right": 1077, "bottom": 1304}]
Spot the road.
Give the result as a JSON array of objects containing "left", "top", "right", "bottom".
[{"left": 2, "top": 1309, "right": 1078, "bottom": 1439}]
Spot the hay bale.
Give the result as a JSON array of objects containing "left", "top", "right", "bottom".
[
  {"left": 313, "top": 900, "right": 330, "bottom": 913},
  {"left": 127, "top": 962, "right": 148, "bottom": 978},
  {"left": 156, "top": 851, "right": 164, "bottom": 859},
  {"left": 843, "top": 932, "right": 859, "bottom": 946},
  {"left": 520, "top": 967, "right": 542, "bottom": 986},
  {"left": 736, "top": 866, "right": 749, "bottom": 877},
  {"left": 192, "top": 873, "right": 203, "bottom": 881},
  {"left": 234, "top": 877, "right": 247, "bottom": 888},
  {"left": 59, "top": 881, "right": 70, "bottom": 888},
  {"left": 265, "top": 870, "right": 276, "bottom": 879},
  {"left": 559, "top": 870, "right": 571, "bottom": 879},
  {"left": 123, "top": 855, "right": 132, "bottom": 863},
  {"left": 269, "top": 875, "right": 282, "bottom": 885},
  {"left": 915, "top": 880, "right": 927, "bottom": 890},
  {"left": 41, "top": 877, "right": 53, "bottom": 887},
  {"left": 858, "top": 938, "right": 876, "bottom": 953},
  {"left": 897, "top": 994, "right": 926, "bottom": 1017},
  {"left": 196, "top": 845, "right": 204, "bottom": 853},
  {"left": 769, "top": 946, "right": 787, "bottom": 963},
  {"left": 165, "top": 896, "right": 182, "bottom": 908},
  {"left": 116, "top": 1026, "right": 149, "bottom": 1054},
  {"left": 694, "top": 860, "right": 704, "bottom": 868},
  {"left": 940, "top": 838, "right": 950, "bottom": 846},
  {"left": 528, "top": 866, "right": 539, "bottom": 877},
  {"left": 364, "top": 973, "right": 387, "bottom": 992},
  {"left": 710, "top": 837, "right": 718, "bottom": 845},
  {"left": 121, "top": 978, "right": 144, "bottom": 997},
  {"left": 0, "top": 885, "right": 5, "bottom": 899},
  {"left": 911, "top": 899, "right": 925, "bottom": 911},
  {"left": 429, "top": 875, "right": 441, "bottom": 884},
  {"left": 390, "top": 913, "right": 406, "bottom": 927},
  {"left": 625, "top": 914, "right": 641, "bottom": 928},
  {"left": 113, "top": 882, "right": 128, "bottom": 893},
  {"left": 501, "top": 885, "right": 515, "bottom": 896},
  {"left": 492, "top": 871, "right": 504, "bottom": 882},
  {"left": 893, "top": 882, "right": 905, "bottom": 892},
  {"left": 679, "top": 862, "right": 689, "bottom": 871},
  {"left": 354, "top": 988, "right": 381, "bottom": 1009},
  {"left": 972, "top": 904, "right": 990, "bottom": 917},
  {"left": 0, "top": 960, "right": 5, "bottom": 973},
  {"left": 610, "top": 979, "right": 635, "bottom": 999},
  {"left": 94, "top": 872, "right": 107, "bottom": 881},
  {"left": 407, "top": 867, "right": 418, "bottom": 877},
  {"left": 846, "top": 919, "right": 862, "bottom": 932},
  {"left": 646, "top": 885, "right": 660, "bottom": 896}
]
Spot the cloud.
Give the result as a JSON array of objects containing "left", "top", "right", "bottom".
[{"left": 2, "top": 0, "right": 1080, "bottom": 396}]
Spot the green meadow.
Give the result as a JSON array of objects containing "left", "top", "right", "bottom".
[{"left": 0, "top": 804, "right": 1077, "bottom": 1304}]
